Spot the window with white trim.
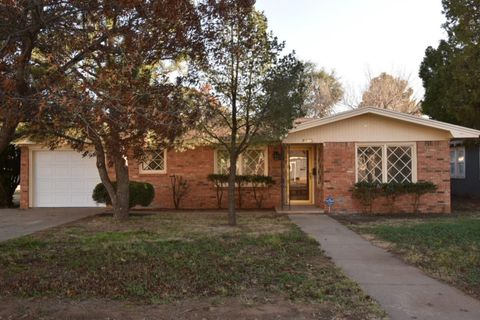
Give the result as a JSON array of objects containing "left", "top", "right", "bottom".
[
  {"left": 450, "top": 145, "right": 465, "bottom": 179},
  {"left": 140, "top": 149, "right": 166, "bottom": 174},
  {"left": 215, "top": 148, "right": 267, "bottom": 175},
  {"left": 356, "top": 144, "right": 416, "bottom": 183}
]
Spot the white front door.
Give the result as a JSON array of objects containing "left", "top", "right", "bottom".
[{"left": 33, "top": 150, "right": 102, "bottom": 207}]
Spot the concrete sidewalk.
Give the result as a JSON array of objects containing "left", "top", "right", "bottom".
[
  {"left": 290, "top": 214, "right": 480, "bottom": 320},
  {"left": 0, "top": 208, "right": 103, "bottom": 242}
]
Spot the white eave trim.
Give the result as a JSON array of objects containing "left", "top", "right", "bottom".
[
  {"left": 289, "top": 107, "right": 480, "bottom": 139},
  {"left": 12, "top": 139, "right": 37, "bottom": 145}
]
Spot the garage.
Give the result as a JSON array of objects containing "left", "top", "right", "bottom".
[{"left": 32, "top": 150, "right": 102, "bottom": 207}]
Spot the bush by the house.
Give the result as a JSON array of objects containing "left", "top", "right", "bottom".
[
  {"left": 245, "top": 175, "right": 275, "bottom": 208},
  {"left": 207, "top": 174, "right": 229, "bottom": 208},
  {"left": 404, "top": 181, "right": 438, "bottom": 213},
  {"left": 352, "top": 181, "right": 383, "bottom": 214},
  {"left": 352, "top": 181, "right": 437, "bottom": 214},
  {"left": 207, "top": 173, "right": 274, "bottom": 209},
  {"left": 92, "top": 181, "right": 155, "bottom": 208},
  {"left": 169, "top": 175, "right": 189, "bottom": 210}
]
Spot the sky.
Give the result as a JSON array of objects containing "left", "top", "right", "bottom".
[{"left": 256, "top": 0, "right": 446, "bottom": 106}]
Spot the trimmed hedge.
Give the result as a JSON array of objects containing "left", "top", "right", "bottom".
[
  {"left": 92, "top": 181, "right": 155, "bottom": 208},
  {"left": 207, "top": 173, "right": 275, "bottom": 209},
  {"left": 352, "top": 181, "right": 438, "bottom": 214}
]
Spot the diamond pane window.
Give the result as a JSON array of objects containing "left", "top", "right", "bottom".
[
  {"left": 387, "top": 146, "right": 413, "bottom": 183},
  {"left": 242, "top": 149, "right": 266, "bottom": 175},
  {"left": 215, "top": 148, "right": 268, "bottom": 175},
  {"left": 141, "top": 150, "right": 165, "bottom": 172},
  {"left": 216, "top": 149, "right": 230, "bottom": 174},
  {"left": 357, "top": 146, "right": 383, "bottom": 183},
  {"left": 356, "top": 144, "right": 416, "bottom": 183}
]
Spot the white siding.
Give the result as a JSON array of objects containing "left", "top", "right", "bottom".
[{"left": 284, "top": 114, "right": 451, "bottom": 144}]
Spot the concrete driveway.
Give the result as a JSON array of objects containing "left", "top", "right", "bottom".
[{"left": 0, "top": 208, "right": 104, "bottom": 242}]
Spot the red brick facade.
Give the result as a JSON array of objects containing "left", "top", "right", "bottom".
[
  {"left": 127, "top": 145, "right": 282, "bottom": 209},
  {"left": 19, "top": 141, "right": 451, "bottom": 213},
  {"left": 320, "top": 141, "right": 451, "bottom": 214},
  {"left": 20, "top": 145, "right": 282, "bottom": 209},
  {"left": 19, "top": 146, "right": 29, "bottom": 209}
]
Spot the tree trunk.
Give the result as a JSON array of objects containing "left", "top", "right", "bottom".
[
  {"left": 0, "top": 181, "right": 9, "bottom": 208},
  {"left": 227, "top": 152, "right": 237, "bottom": 226},
  {"left": 113, "top": 155, "right": 130, "bottom": 221},
  {"left": 94, "top": 143, "right": 129, "bottom": 220},
  {"left": 0, "top": 119, "right": 19, "bottom": 156}
]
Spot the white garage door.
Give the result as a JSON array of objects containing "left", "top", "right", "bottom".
[{"left": 33, "top": 151, "right": 102, "bottom": 207}]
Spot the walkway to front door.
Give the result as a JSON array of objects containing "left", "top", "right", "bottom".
[{"left": 290, "top": 214, "right": 480, "bottom": 320}]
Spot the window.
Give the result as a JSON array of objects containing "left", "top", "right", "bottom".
[
  {"left": 140, "top": 149, "right": 166, "bottom": 174},
  {"left": 450, "top": 145, "right": 465, "bottom": 179},
  {"left": 387, "top": 146, "right": 413, "bottom": 183},
  {"left": 356, "top": 144, "right": 416, "bottom": 183},
  {"left": 216, "top": 149, "right": 230, "bottom": 175},
  {"left": 242, "top": 149, "right": 266, "bottom": 175},
  {"left": 215, "top": 148, "right": 267, "bottom": 175},
  {"left": 357, "top": 146, "right": 383, "bottom": 183}
]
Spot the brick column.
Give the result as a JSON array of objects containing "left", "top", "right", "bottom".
[{"left": 20, "top": 146, "right": 30, "bottom": 209}]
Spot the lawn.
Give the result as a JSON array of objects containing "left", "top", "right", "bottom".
[
  {"left": 0, "top": 211, "right": 384, "bottom": 319},
  {"left": 340, "top": 213, "right": 480, "bottom": 299}
]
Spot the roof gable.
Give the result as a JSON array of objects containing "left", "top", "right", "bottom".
[{"left": 288, "top": 107, "right": 480, "bottom": 139}]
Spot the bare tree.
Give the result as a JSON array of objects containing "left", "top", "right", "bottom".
[
  {"left": 197, "top": 1, "right": 306, "bottom": 226},
  {"left": 359, "top": 72, "right": 421, "bottom": 115}
]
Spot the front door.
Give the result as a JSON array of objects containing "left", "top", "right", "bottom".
[{"left": 288, "top": 146, "right": 314, "bottom": 204}]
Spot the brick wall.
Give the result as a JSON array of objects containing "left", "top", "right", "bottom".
[
  {"left": 125, "top": 145, "right": 282, "bottom": 209},
  {"left": 19, "top": 141, "right": 451, "bottom": 213},
  {"left": 322, "top": 142, "right": 357, "bottom": 212},
  {"left": 321, "top": 141, "right": 451, "bottom": 214},
  {"left": 19, "top": 145, "right": 282, "bottom": 209},
  {"left": 19, "top": 147, "right": 29, "bottom": 209}
]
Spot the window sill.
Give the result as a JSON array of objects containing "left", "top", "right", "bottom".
[
  {"left": 139, "top": 171, "right": 167, "bottom": 175},
  {"left": 217, "top": 183, "right": 272, "bottom": 188}
]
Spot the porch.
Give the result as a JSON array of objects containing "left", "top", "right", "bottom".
[{"left": 279, "top": 144, "right": 325, "bottom": 212}]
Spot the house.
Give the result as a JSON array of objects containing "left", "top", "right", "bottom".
[
  {"left": 450, "top": 139, "right": 480, "bottom": 198},
  {"left": 17, "top": 107, "right": 480, "bottom": 213}
]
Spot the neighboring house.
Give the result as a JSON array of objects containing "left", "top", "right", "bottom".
[
  {"left": 17, "top": 107, "right": 480, "bottom": 213},
  {"left": 450, "top": 140, "right": 480, "bottom": 198}
]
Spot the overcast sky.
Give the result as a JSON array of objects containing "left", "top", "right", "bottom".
[{"left": 256, "top": 0, "right": 446, "bottom": 105}]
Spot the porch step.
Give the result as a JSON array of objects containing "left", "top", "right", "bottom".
[{"left": 275, "top": 206, "right": 324, "bottom": 214}]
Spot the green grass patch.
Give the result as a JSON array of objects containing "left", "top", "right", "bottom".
[
  {"left": 0, "top": 212, "right": 383, "bottom": 318},
  {"left": 352, "top": 215, "right": 480, "bottom": 298}
]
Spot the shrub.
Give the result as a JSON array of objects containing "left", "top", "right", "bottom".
[
  {"left": 352, "top": 182, "right": 382, "bottom": 214},
  {"left": 352, "top": 181, "right": 438, "bottom": 214},
  {"left": 169, "top": 175, "right": 189, "bottom": 210},
  {"left": 381, "top": 182, "right": 407, "bottom": 212},
  {"left": 245, "top": 175, "right": 275, "bottom": 208},
  {"left": 207, "top": 174, "right": 275, "bottom": 209},
  {"left": 207, "top": 174, "right": 229, "bottom": 208},
  {"left": 404, "top": 181, "right": 438, "bottom": 213},
  {"left": 235, "top": 175, "right": 249, "bottom": 209},
  {"left": 92, "top": 181, "right": 155, "bottom": 208}
]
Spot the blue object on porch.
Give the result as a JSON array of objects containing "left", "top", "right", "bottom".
[{"left": 325, "top": 196, "right": 334, "bottom": 208}]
